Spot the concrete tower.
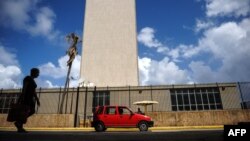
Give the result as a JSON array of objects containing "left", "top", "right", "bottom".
[{"left": 80, "top": 0, "right": 139, "bottom": 87}]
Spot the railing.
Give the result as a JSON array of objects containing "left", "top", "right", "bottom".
[{"left": 1, "top": 82, "right": 250, "bottom": 127}]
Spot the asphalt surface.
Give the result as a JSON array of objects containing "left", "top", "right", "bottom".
[{"left": 0, "top": 127, "right": 224, "bottom": 141}]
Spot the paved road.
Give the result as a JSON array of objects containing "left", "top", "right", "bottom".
[{"left": 0, "top": 130, "right": 223, "bottom": 141}]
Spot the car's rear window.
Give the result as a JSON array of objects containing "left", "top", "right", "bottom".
[{"left": 96, "top": 106, "right": 104, "bottom": 114}]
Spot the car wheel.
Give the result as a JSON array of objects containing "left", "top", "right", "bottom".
[
  {"left": 138, "top": 121, "right": 148, "bottom": 131},
  {"left": 94, "top": 122, "right": 105, "bottom": 132},
  {"left": 103, "top": 127, "right": 107, "bottom": 131}
]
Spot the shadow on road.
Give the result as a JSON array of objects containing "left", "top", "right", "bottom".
[{"left": 0, "top": 130, "right": 223, "bottom": 141}]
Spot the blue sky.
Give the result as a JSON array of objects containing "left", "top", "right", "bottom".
[{"left": 0, "top": 0, "right": 250, "bottom": 89}]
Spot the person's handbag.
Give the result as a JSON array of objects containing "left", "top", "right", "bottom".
[{"left": 7, "top": 103, "right": 30, "bottom": 123}]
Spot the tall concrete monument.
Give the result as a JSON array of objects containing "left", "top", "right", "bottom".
[{"left": 80, "top": 0, "right": 139, "bottom": 87}]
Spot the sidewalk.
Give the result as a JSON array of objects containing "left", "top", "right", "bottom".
[{"left": 0, "top": 125, "right": 223, "bottom": 132}]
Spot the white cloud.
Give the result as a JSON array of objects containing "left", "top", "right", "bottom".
[
  {"left": 0, "top": 64, "right": 22, "bottom": 89},
  {"left": 180, "top": 44, "right": 202, "bottom": 59},
  {"left": 137, "top": 27, "right": 170, "bottom": 56},
  {"left": 189, "top": 61, "right": 221, "bottom": 83},
  {"left": 137, "top": 27, "right": 162, "bottom": 48},
  {"left": 36, "top": 79, "right": 59, "bottom": 88},
  {"left": 138, "top": 57, "right": 191, "bottom": 85},
  {"left": 39, "top": 61, "right": 65, "bottom": 79},
  {"left": 138, "top": 17, "right": 250, "bottom": 84},
  {"left": 0, "top": 0, "right": 35, "bottom": 29},
  {"left": 44, "top": 80, "right": 56, "bottom": 88},
  {"left": 201, "top": 21, "right": 248, "bottom": 59},
  {"left": 0, "top": 45, "right": 22, "bottom": 89},
  {"left": 206, "top": 0, "right": 250, "bottom": 17},
  {"left": 195, "top": 19, "right": 214, "bottom": 32},
  {"left": 0, "top": 45, "right": 19, "bottom": 66},
  {"left": 39, "top": 55, "right": 81, "bottom": 87},
  {"left": 0, "top": 0, "right": 59, "bottom": 40},
  {"left": 137, "top": 27, "right": 169, "bottom": 55},
  {"left": 170, "top": 19, "right": 250, "bottom": 59},
  {"left": 137, "top": 27, "right": 201, "bottom": 61},
  {"left": 138, "top": 57, "right": 151, "bottom": 85},
  {"left": 27, "top": 7, "right": 58, "bottom": 40},
  {"left": 185, "top": 18, "right": 250, "bottom": 82}
]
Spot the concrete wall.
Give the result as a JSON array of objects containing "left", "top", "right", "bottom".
[
  {"left": 1, "top": 110, "right": 249, "bottom": 127},
  {"left": 0, "top": 114, "right": 74, "bottom": 127},
  {"left": 148, "top": 109, "right": 250, "bottom": 127}
]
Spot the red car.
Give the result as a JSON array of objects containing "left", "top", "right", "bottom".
[{"left": 91, "top": 106, "right": 154, "bottom": 132}]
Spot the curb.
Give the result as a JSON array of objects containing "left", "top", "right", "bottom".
[{"left": 0, "top": 125, "right": 223, "bottom": 132}]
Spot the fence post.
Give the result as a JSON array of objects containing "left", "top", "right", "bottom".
[
  {"left": 70, "top": 87, "right": 75, "bottom": 114},
  {"left": 36, "top": 87, "right": 41, "bottom": 113},
  {"left": 65, "top": 87, "right": 70, "bottom": 114},
  {"left": 74, "top": 87, "right": 80, "bottom": 127},
  {"left": 129, "top": 86, "right": 131, "bottom": 108},
  {"left": 237, "top": 82, "right": 245, "bottom": 109},
  {"left": 151, "top": 85, "right": 153, "bottom": 111},
  {"left": 83, "top": 86, "right": 88, "bottom": 127},
  {"left": 0, "top": 88, "right": 3, "bottom": 113},
  {"left": 57, "top": 87, "right": 62, "bottom": 114}
]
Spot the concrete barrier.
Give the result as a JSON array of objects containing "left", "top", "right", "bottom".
[
  {"left": 148, "top": 109, "right": 250, "bottom": 127},
  {"left": 1, "top": 110, "right": 250, "bottom": 128},
  {"left": 0, "top": 114, "right": 74, "bottom": 128}
]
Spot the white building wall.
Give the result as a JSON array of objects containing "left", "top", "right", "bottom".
[{"left": 81, "top": 0, "right": 139, "bottom": 87}]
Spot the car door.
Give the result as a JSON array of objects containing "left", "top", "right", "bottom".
[
  {"left": 117, "top": 107, "right": 137, "bottom": 127},
  {"left": 102, "top": 106, "right": 118, "bottom": 126}
]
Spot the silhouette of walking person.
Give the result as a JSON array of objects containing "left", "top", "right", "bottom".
[{"left": 14, "top": 68, "right": 40, "bottom": 133}]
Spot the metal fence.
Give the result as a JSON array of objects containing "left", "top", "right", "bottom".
[
  {"left": 237, "top": 82, "right": 250, "bottom": 109},
  {"left": 1, "top": 82, "right": 250, "bottom": 116}
]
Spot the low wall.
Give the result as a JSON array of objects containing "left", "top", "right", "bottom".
[
  {"left": 0, "top": 114, "right": 74, "bottom": 128},
  {"left": 1, "top": 110, "right": 250, "bottom": 128},
  {"left": 148, "top": 109, "right": 250, "bottom": 126}
]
